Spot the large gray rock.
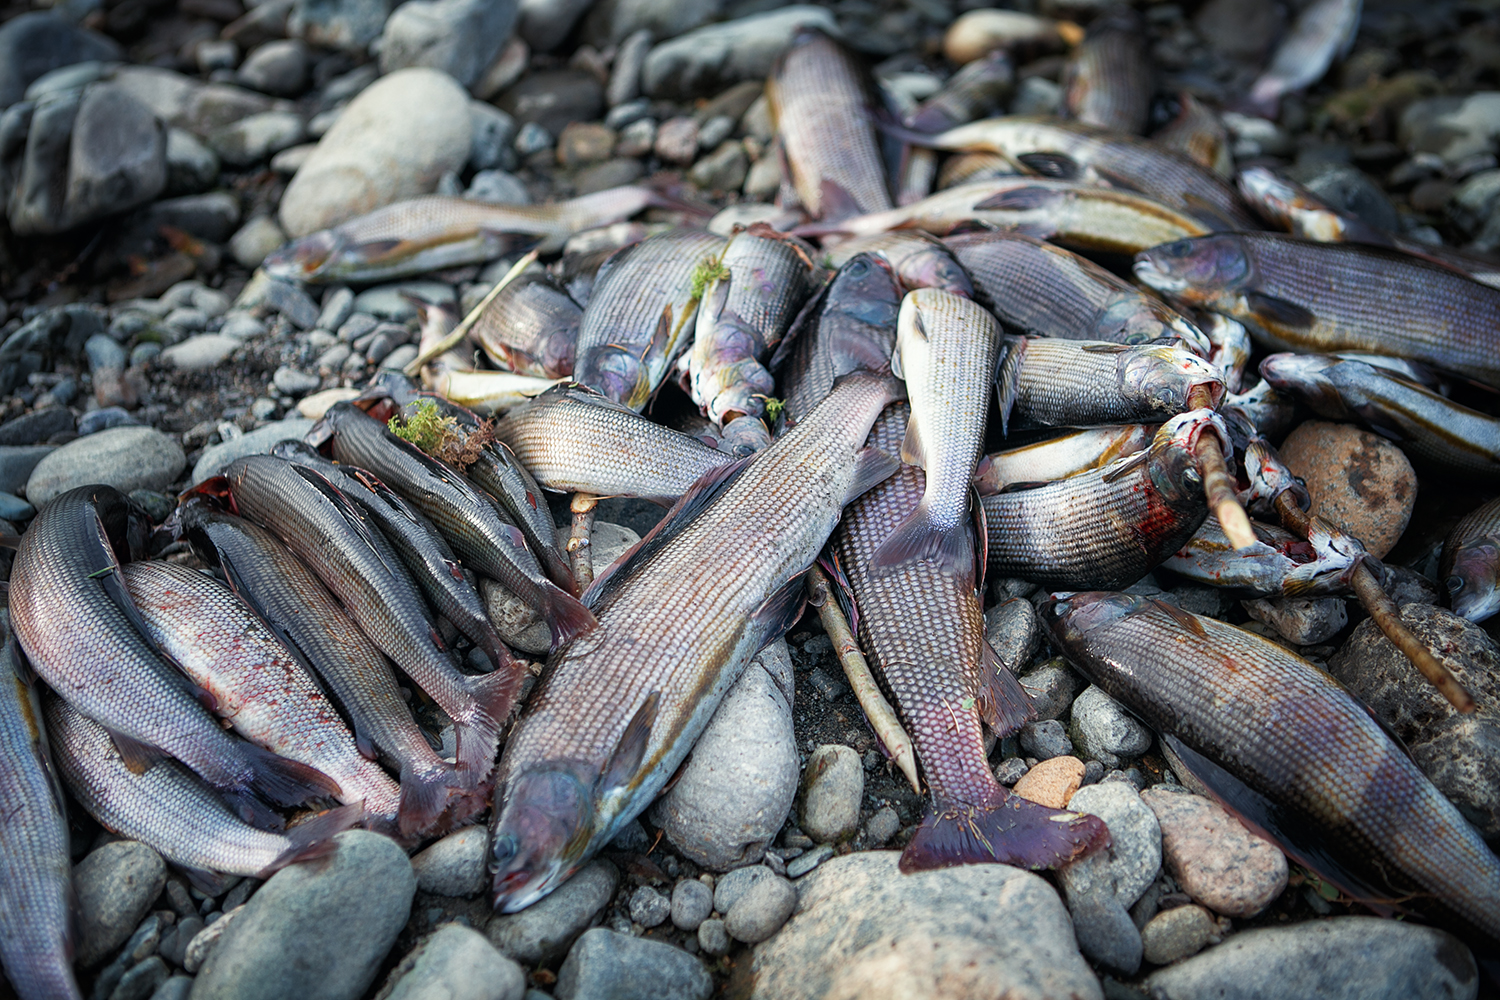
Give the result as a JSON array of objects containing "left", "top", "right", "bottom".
[
  {"left": 410, "top": 826, "right": 488, "bottom": 898},
  {"left": 1327, "top": 604, "right": 1500, "bottom": 839},
  {"left": 75, "top": 841, "right": 167, "bottom": 968},
  {"left": 278, "top": 68, "right": 471, "bottom": 238},
  {"left": 27, "top": 426, "right": 185, "bottom": 506},
  {"left": 1057, "top": 781, "right": 1161, "bottom": 975},
  {"left": 384, "top": 924, "right": 526, "bottom": 1000},
  {"left": 289, "top": 0, "right": 393, "bottom": 52},
  {"left": 379, "top": 0, "right": 519, "bottom": 91},
  {"left": 190, "top": 831, "right": 415, "bottom": 1000},
  {"left": 109, "top": 66, "right": 273, "bottom": 138},
  {"left": 747, "top": 852, "right": 1101, "bottom": 1000},
  {"left": 554, "top": 929, "right": 711, "bottom": 1000},
  {"left": 641, "top": 6, "right": 838, "bottom": 100},
  {"left": 1145, "top": 918, "right": 1477, "bottom": 1000},
  {"left": 0, "top": 12, "right": 122, "bottom": 109},
  {"left": 486, "top": 860, "right": 617, "bottom": 965},
  {"left": 649, "top": 641, "right": 797, "bottom": 870},
  {"left": 190, "top": 418, "right": 314, "bottom": 485}
]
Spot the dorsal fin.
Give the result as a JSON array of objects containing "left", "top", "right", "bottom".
[{"left": 1150, "top": 597, "right": 1208, "bottom": 637}]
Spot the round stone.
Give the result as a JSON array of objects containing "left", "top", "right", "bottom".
[{"left": 1278, "top": 420, "right": 1416, "bottom": 558}]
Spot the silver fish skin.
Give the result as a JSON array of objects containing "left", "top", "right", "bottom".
[
  {"left": 1196, "top": 311, "right": 1252, "bottom": 392},
  {"left": 472, "top": 269, "right": 582, "bottom": 379},
  {"left": 823, "top": 232, "right": 974, "bottom": 296},
  {"left": 45, "top": 694, "right": 361, "bottom": 878},
  {"left": 489, "top": 372, "right": 903, "bottom": 912},
  {"left": 874, "top": 290, "right": 1003, "bottom": 576},
  {"left": 0, "top": 628, "right": 79, "bottom": 1000},
  {"left": 1163, "top": 514, "right": 1364, "bottom": 597},
  {"left": 899, "top": 51, "right": 1014, "bottom": 205},
  {"left": 573, "top": 229, "right": 727, "bottom": 411},
  {"left": 1442, "top": 497, "right": 1500, "bottom": 624},
  {"left": 1247, "top": 0, "right": 1362, "bottom": 118},
  {"left": 1063, "top": 6, "right": 1152, "bottom": 135},
  {"left": 974, "top": 424, "right": 1152, "bottom": 495},
  {"left": 1153, "top": 92, "right": 1232, "bottom": 178},
  {"left": 122, "top": 560, "right": 403, "bottom": 832}
]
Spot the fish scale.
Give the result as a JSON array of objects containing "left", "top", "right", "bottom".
[{"left": 1064, "top": 9, "right": 1151, "bottom": 135}]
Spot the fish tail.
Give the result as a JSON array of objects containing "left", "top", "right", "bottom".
[
  {"left": 242, "top": 742, "right": 343, "bottom": 808},
  {"left": 397, "top": 761, "right": 459, "bottom": 839},
  {"left": 542, "top": 583, "right": 599, "bottom": 649},
  {"left": 899, "top": 788, "right": 1110, "bottom": 873},
  {"left": 869, "top": 501, "right": 972, "bottom": 578},
  {"left": 256, "top": 802, "right": 364, "bottom": 877},
  {"left": 455, "top": 669, "right": 519, "bottom": 785}
]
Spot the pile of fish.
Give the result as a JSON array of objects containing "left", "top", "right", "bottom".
[{"left": 6, "top": 3, "right": 1500, "bottom": 996}]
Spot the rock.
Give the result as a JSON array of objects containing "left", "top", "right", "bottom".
[
  {"left": 1291, "top": 163, "right": 1401, "bottom": 236},
  {"left": 575, "top": 158, "right": 644, "bottom": 194},
  {"left": 160, "top": 334, "right": 239, "bottom": 371},
  {"left": 1327, "top": 604, "right": 1500, "bottom": 839},
  {"left": 0, "top": 446, "right": 57, "bottom": 494},
  {"left": 165, "top": 127, "right": 220, "bottom": 194},
  {"left": 379, "top": 0, "right": 519, "bottom": 91},
  {"left": 1011, "top": 755, "right": 1084, "bottom": 808},
  {"left": 584, "top": 0, "right": 719, "bottom": 47},
  {"left": 1069, "top": 685, "right": 1153, "bottom": 767},
  {"left": 723, "top": 874, "right": 795, "bottom": 944},
  {"left": 865, "top": 805, "right": 900, "bottom": 845},
  {"left": 109, "top": 66, "right": 273, "bottom": 138},
  {"left": 229, "top": 216, "right": 286, "bottom": 268},
  {"left": 466, "top": 169, "right": 529, "bottom": 204},
  {"left": 747, "top": 852, "right": 1101, "bottom": 1000},
  {"left": 641, "top": 7, "right": 839, "bottom": 101},
  {"left": 652, "top": 116, "right": 698, "bottom": 164},
  {"left": 1140, "top": 904, "right": 1217, "bottom": 966},
  {"left": 482, "top": 522, "right": 638, "bottom": 653},
  {"left": 513, "top": 121, "right": 552, "bottom": 156},
  {"left": 518, "top": 0, "right": 594, "bottom": 51},
  {"left": 142, "top": 192, "right": 241, "bottom": 243},
  {"left": 670, "top": 879, "right": 713, "bottom": 932},
  {"left": 994, "top": 757, "right": 1029, "bottom": 787},
  {"left": 289, "top": 0, "right": 393, "bottom": 52},
  {"left": 219, "top": 312, "right": 267, "bottom": 341},
  {"left": 498, "top": 69, "right": 604, "bottom": 136},
  {"left": 1277, "top": 420, "right": 1415, "bottom": 558},
  {"left": 271, "top": 365, "right": 320, "bottom": 396},
  {"left": 1145, "top": 917, "right": 1476, "bottom": 1000},
  {"left": 486, "top": 860, "right": 617, "bottom": 964},
  {"left": 263, "top": 279, "right": 320, "bottom": 329},
  {"left": 1401, "top": 92, "right": 1500, "bottom": 166},
  {"left": 385, "top": 924, "right": 526, "bottom": 1000},
  {"left": 26, "top": 427, "right": 184, "bottom": 506},
  {"left": 712, "top": 864, "right": 774, "bottom": 912},
  {"left": 74, "top": 842, "right": 167, "bottom": 968},
  {"left": 1242, "top": 596, "right": 1347, "bottom": 645},
  {"left": 279, "top": 68, "right": 472, "bottom": 238},
  {"left": 183, "top": 905, "right": 244, "bottom": 974},
  {"left": 696, "top": 919, "right": 730, "bottom": 957},
  {"left": 1018, "top": 658, "right": 1079, "bottom": 721},
  {"left": 1019, "top": 718, "right": 1074, "bottom": 760},
  {"left": 153, "top": 976, "right": 194, "bottom": 1000},
  {"left": 557, "top": 121, "right": 615, "bottom": 166},
  {"left": 410, "top": 826, "right": 488, "bottom": 897},
  {"left": 607, "top": 28, "right": 652, "bottom": 106},
  {"left": 985, "top": 597, "right": 1043, "bottom": 673},
  {"left": 352, "top": 280, "right": 454, "bottom": 320},
  {"left": 688, "top": 140, "right": 747, "bottom": 191},
  {"left": 800, "top": 744, "right": 863, "bottom": 843},
  {"left": 236, "top": 40, "right": 308, "bottom": 96},
  {"left": 190, "top": 831, "right": 414, "bottom": 1000},
  {"left": 470, "top": 102, "right": 517, "bottom": 172},
  {"left": 649, "top": 641, "right": 797, "bottom": 870},
  {"left": 0, "top": 407, "right": 73, "bottom": 447},
  {"left": 1141, "top": 787, "right": 1288, "bottom": 918},
  {"left": 114, "top": 956, "right": 169, "bottom": 1000},
  {"left": 190, "top": 418, "right": 315, "bottom": 484},
  {"left": 1065, "top": 890, "right": 1141, "bottom": 976},
  {"left": 0, "top": 12, "right": 121, "bottom": 108},
  {"left": 555, "top": 929, "right": 711, "bottom": 1000},
  {"left": 1058, "top": 781, "right": 1161, "bottom": 974},
  {"left": 207, "top": 110, "right": 305, "bottom": 167},
  {"left": 296, "top": 386, "right": 361, "bottom": 418},
  {"left": 621, "top": 886, "right": 666, "bottom": 929}
]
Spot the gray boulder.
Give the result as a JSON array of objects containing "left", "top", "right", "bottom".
[
  {"left": 0, "top": 12, "right": 121, "bottom": 109},
  {"left": 27, "top": 426, "right": 185, "bottom": 506},
  {"left": 379, "top": 0, "right": 519, "bottom": 91}
]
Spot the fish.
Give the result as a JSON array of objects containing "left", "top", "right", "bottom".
[
  {"left": 9, "top": 485, "right": 339, "bottom": 826},
  {"left": 316, "top": 403, "right": 597, "bottom": 648},
  {"left": 1152, "top": 93, "right": 1232, "bottom": 178},
  {"left": 179, "top": 501, "right": 476, "bottom": 838},
  {"left": 1162, "top": 514, "right": 1365, "bottom": 597},
  {"left": 1133, "top": 233, "right": 1500, "bottom": 390},
  {"left": 973, "top": 424, "right": 1153, "bottom": 495},
  {"left": 943, "top": 9, "right": 1071, "bottom": 64},
  {"left": 1041, "top": 590, "right": 1500, "bottom": 945},
  {"left": 873, "top": 289, "right": 1004, "bottom": 576},
  {"left": 0, "top": 627, "right": 80, "bottom": 1000},
  {"left": 996, "top": 337, "right": 1224, "bottom": 432},
  {"left": 1442, "top": 497, "right": 1500, "bottom": 624},
  {"left": 262, "top": 186, "right": 682, "bottom": 284},
  {"left": 1196, "top": 311, "right": 1252, "bottom": 392},
  {"left": 429, "top": 370, "right": 565, "bottom": 415},
  {"left": 822, "top": 232, "right": 974, "bottom": 296},
  {"left": 44, "top": 692, "right": 362, "bottom": 879},
  {"left": 899, "top": 51, "right": 1015, "bottom": 205},
  {"left": 937, "top": 151, "right": 1020, "bottom": 189},
  {"left": 771, "top": 253, "right": 904, "bottom": 426},
  {"left": 493, "top": 382, "right": 736, "bottom": 502},
  {"left": 1246, "top": 0, "right": 1362, "bottom": 118},
  {"left": 832, "top": 403, "right": 1107, "bottom": 872},
  {"left": 203, "top": 455, "right": 518, "bottom": 787},
  {"left": 470, "top": 267, "right": 583, "bottom": 379},
  {"left": 981, "top": 410, "right": 1231, "bottom": 589},
  {"left": 122, "top": 560, "right": 403, "bottom": 833},
  {"left": 412, "top": 298, "right": 471, "bottom": 386},
  {"left": 572, "top": 229, "right": 727, "bottom": 411},
  {"left": 1221, "top": 377, "right": 1297, "bottom": 442},
  {"left": 1258, "top": 353, "right": 1500, "bottom": 479},
  {"left": 944, "top": 229, "right": 1211, "bottom": 354},
  {"left": 767, "top": 28, "right": 893, "bottom": 221},
  {"left": 1063, "top": 6, "right": 1152, "bottom": 135},
  {"left": 489, "top": 372, "right": 904, "bottom": 912}
]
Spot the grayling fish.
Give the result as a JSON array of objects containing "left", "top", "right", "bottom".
[
  {"left": 1163, "top": 514, "right": 1365, "bottom": 597},
  {"left": 471, "top": 268, "right": 582, "bottom": 379},
  {"left": 974, "top": 425, "right": 1153, "bottom": 495},
  {"left": 822, "top": 232, "right": 974, "bottom": 296},
  {"left": 1441, "top": 497, "right": 1500, "bottom": 624},
  {"left": 1063, "top": 6, "right": 1152, "bottom": 134},
  {"left": 1246, "top": 0, "right": 1362, "bottom": 118}
]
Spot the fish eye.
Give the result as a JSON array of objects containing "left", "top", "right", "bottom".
[
  {"left": 490, "top": 833, "right": 518, "bottom": 870},
  {"left": 1446, "top": 575, "right": 1465, "bottom": 595},
  {"left": 1183, "top": 467, "right": 1202, "bottom": 487},
  {"left": 846, "top": 259, "right": 868, "bottom": 276}
]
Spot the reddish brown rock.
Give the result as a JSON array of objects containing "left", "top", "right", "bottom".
[
  {"left": 1140, "top": 787, "right": 1288, "bottom": 918},
  {"left": 1277, "top": 420, "right": 1415, "bottom": 558},
  {"left": 1012, "top": 755, "right": 1084, "bottom": 809}
]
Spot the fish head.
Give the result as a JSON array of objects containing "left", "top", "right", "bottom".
[
  {"left": 1257, "top": 353, "right": 1350, "bottom": 419},
  {"left": 1235, "top": 167, "right": 1299, "bottom": 227},
  {"left": 1133, "top": 235, "right": 1252, "bottom": 303},
  {"left": 1240, "top": 436, "right": 1311, "bottom": 517},
  {"left": 1039, "top": 591, "right": 1148, "bottom": 646},
  {"left": 829, "top": 254, "right": 903, "bottom": 326},
  {"left": 1446, "top": 540, "right": 1500, "bottom": 624},
  {"left": 1124, "top": 345, "right": 1225, "bottom": 413},
  {"left": 262, "top": 229, "right": 346, "bottom": 283},
  {"left": 1148, "top": 409, "right": 1233, "bottom": 502},
  {"left": 490, "top": 767, "right": 597, "bottom": 913},
  {"left": 898, "top": 247, "right": 976, "bottom": 298},
  {"left": 579, "top": 346, "right": 648, "bottom": 409},
  {"left": 1222, "top": 379, "right": 1296, "bottom": 441}
]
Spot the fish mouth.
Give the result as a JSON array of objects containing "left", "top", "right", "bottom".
[
  {"left": 1132, "top": 256, "right": 1187, "bottom": 294},
  {"left": 492, "top": 860, "right": 571, "bottom": 913},
  {"left": 263, "top": 231, "right": 342, "bottom": 281}
]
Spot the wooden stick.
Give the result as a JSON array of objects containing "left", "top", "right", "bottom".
[
  {"left": 807, "top": 566, "right": 921, "bottom": 793},
  {"left": 1186, "top": 386, "right": 1257, "bottom": 551},
  {"left": 568, "top": 493, "right": 597, "bottom": 590},
  {"left": 1273, "top": 493, "right": 1475, "bottom": 714},
  {"left": 404, "top": 250, "right": 540, "bottom": 378}
]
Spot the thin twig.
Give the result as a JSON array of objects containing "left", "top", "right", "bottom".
[
  {"left": 403, "top": 250, "right": 540, "bottom": 377},
  {"left": 1186, "top": 385, "right": 1256, "bottom": 551},
  {"left": 568, "top": 493, "right": 597, "bottom": 590}
]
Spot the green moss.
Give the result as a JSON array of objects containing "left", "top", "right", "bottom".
[
  {"left": 388, "top": 399, "right": 456, "bottom": 455},
  {"left": 689, "top": 254, "right": 731, "bottom": 301},
  {"left": 761, "top": 396, "right": 785, "bottom": 421}
]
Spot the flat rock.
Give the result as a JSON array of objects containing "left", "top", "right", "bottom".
[
  {"left": 27, "top": 427, "right": 185, "bottom": 506},
  {"left": 555, "top": 929, "right": 711, "bottom": 1000},
  {"left": 486, "top": 860, "right": 617, "bottom": 965},
  {"left": 0, "top": 407, "right": 74, "bottom": 446},
  {"left": 1145, "top": 917, "right": 1477, "bottom": 1000},
  {"left": 746, "top": 852, "right": 1101, "bottom": 1000},
  {"left": 110, "top": 66, "right": 273, "bottom": 138},
  {"left": 190, "top": 830, "right": 415, "bottom": 1000},
  {"left": 410, "top": 826, "right": 489, "bottom": 897},
  {"left": 649, "top": 641, "right": 797, "bottom": 869},
  {"left": 159, "top": 334, "right": 239, "bottom": 371},
  {"left": 384, "top": 924, "right": 526, "bottom": 1000},
  {"left": 641, "top": 7, "right": 838, "bottom": 100},
  {"left": 1141, "top": 787, "right": 1287, "bottom": 918},
  {"left": 75, "top": 841, "right": 167, "bottom": 968},
  {"left": 800, "top": 744, "right": 863, "bottom": 843},
  {"left": 1278, "top": 421, "right": 1415, "bottom": 559},
  {"left": 279, "top": 68, "right": 472, "bottom": 238},
  {"left": 1011, "top": 755, "right": 1084, "bottom": 808},
  {"left": 190, "top": 418, "right": 314, "bottom": 484}
]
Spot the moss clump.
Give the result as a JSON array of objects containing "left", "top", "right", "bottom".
[
  {"left": 389, "top": 399, "right": 497, "bottom": 470},
  {"left": 689, "top": 254, "right": 731, "bottom": 301},
  {"left": 760, "top": 395, "right": 786, "bottom": 421}
]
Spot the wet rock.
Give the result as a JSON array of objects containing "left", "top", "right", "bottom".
[
  {"left": 1011, "top": 755, "right": 1083, "bottom": 808},
  {"left": 723, "top": 873, "right": 795, "bottom": 944},
  {"left": 1242, "top": 596, "right": 1347, "bottom": 644},
  {"left": 208, "top": 110, "right": 305, "bottom": 167},
  {"left": 0, "top": 446, "right": 56, "bottom": 494},
  {"left": 75, "top": 841, "right": 167, "bottom": 968},
  {"left": 800, "top": 744, "right": 863, "bottom": 843},
  {"left": 670, "top": 879, "right": 713, "bottom": 932},
  {"left": 229, "top": 216, "right": 286, "bottom": 268},
  {"left": 1141, "top": 787, "right": 1287, "bottom": 918},
  {"left": 237, "top": 40, "right": 308, "bottom": 96},
  {"left": 1019, "top": 718, "right": 1074, "bottom": 760},
  {"left": 279, "top": 68, "right": 472, "bottom": 238},
  {"left": 1278, "top": 420, "right": 1415, "bottom": 559},
  {"left": 1018, "top": 658, "right": 1079, "bottom": 721},
  {"left": 1144, "top": 918, "right": 1476, "bottom": 1000},
  {"left": 379, "top": 0, "right": 519, "bottom": 91},
  {"left": 1140, "top": 904, "right": 1217, "bottom": 966},
  {"left": 555, "top": 928, "right": 712, "bottom": 1000},
  {"left": 384, "top": 924, "right": 526, "bottom": 1000},
  {"left": 650, "top": 641, "right": 797, "bottom": 870},
  {"left": 289, "top": 0, "right": 393, "bottom": 52},
  {"left": 165, "top": 128, "right": 219, "bottom": 194},
  {"left": 486, "top": 860, "right": 617, "bottom": 965},
  {"left": 747, "top": 851, "right": 1100, "bottom": 1000},
  {"left": 190, "top": 417, "right": 315, "bottom": 484},
  {"left": 160, "top": 334, "right": 239, "bottom": 371},
  {"left": 498, "top": 69, "right": 603, "bottom": 136},
  {"left": 410, "top": 826, "right": 488, "bottom": 897},
  {"left": 1401, "top": 92, "right": 1500, "bottom": 166},
  {"left": 628, "top": 886, "right": 670, "bottom": 928},
  {"left": 1327, "top": 604, "right": 1500, "bottom": 839},
  {"left": 0, "top": 13, "right": 121, "bottom": 108},
  {"left": 191, "top": 831, "right": 414, "bottom": 1000},
  {"left": 1070, "top": 685, "right": 1153, "bottom": 767},
  {"left": 27, "top": 427, "right": 185, "bottom": 506},
  {"left": 641, "top": 6, "right": 839, "bottom": 101}
]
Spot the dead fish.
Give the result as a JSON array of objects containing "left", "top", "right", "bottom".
[
  {"left": 10, "top": 486, "right": 339, "bottom": 826},
  {"left": 943, "top": 9, "right": 1071, "bottom": 65},
  {"left": 489, "top": 372, "right": 904, "bottom": 912},
  {"left": 262, "top": 186, "right": 680, "bottom": 284},
  {"left": 832, "top": 403, "right": 1106, "bottom": 872},
  {"left": 1195, "top": 311, "right": 1252, "bottom": 392},
  {"left": 937, "top": 151, "right": 1020, "bottom": 189},
  {"left": 767, "top": 28, "right": 893, "bottom": 221},
  {"left": 1222, "top": 377, "right": 1297, "bottom": 442},
  {"left": 573, "top": 229, "right": 727, "bottom": 411},
  {"left": 45, "top": 692, "right": 362, "bottom": 879},
  {"left": 1063, "top": 6, "right": 1152, "bottom": 135},
  {"left": 1042, "top": 589, "right": 1500, "bottom": 945},
  {"left": 982, "top": 410, "right": 1231, "bottom": 589},
  {"left": 823, "top": 232, "right": 974, "bottom": 296},
  {"left": 873, "top": 289, "right": 1004, "bottom": 576},
  {"left": 430, "top": 369, "right": 565, "bottom": 415},
  {"left": 1153, "top": 93, "right": 1233, "bottom": 178},
  {"left": 899, "top": 51, "right": 1015, "bottom": 205},
  {"left": 179, "top": 501, "right": 476, "bottom": 838},
  {"left": 1134, "top": 233, "right": 1500, "bottom": 390},
  {"left": 411, "top": 297, "right": 471, "bottom": 387},
  {"left": 974, "top": 424, "right": 1153, "bottom": 495},
  {"left": 470, "top": 268, "right": 582, "bottom": 379},
  {"left": 1246, "top": 0, "right": 1362, "bottom": 118},
  {"left": 1163, "top": 514, "right": 1365, "bottom": 597},
  {"left": 1442, "top": 497, "right": 1500, "bottom": 624}
]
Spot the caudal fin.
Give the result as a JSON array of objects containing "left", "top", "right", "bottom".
[
  {"left": 542, "top": 583, "right": 599, "bottom": 650},
  {"left": 899, "top": 788, "right": 1110, "bottom": 874},
  {"left": 243, "top": 743, "right": 343, "bottom": 807},
  {"left": 454, "top": 669, "right": 518, "bottom": 786},
  {"left": 258, "top": 802, "right": 363, "bottom": 876},
  {"left": 869, "top": 501, "right": 973, "bottom": 579},
  {"left": 397, "top": 760, "right": 461, "bottom": 839}
]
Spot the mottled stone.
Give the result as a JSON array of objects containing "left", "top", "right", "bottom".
[
  {"left": 74, "top": 842, "right": 167, "bottom": 968},
  {"left": 1140, "top": 904, "right": 1217, "bottom": 966},
  {"left": 486, "top": 860, "right": 617, "bottom": 965},
  {"left": 1141, "top": 787, "right": 1288, "bottom": 918},
  {"left": 384, "top": 924, "right": 526, "bottom": 1000},
  {"left": 1278, "top": 421, "right": 1416, "bottom": 558},
  {"left": 800, "top": 744, "right": 863, "bottom": 843}
]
